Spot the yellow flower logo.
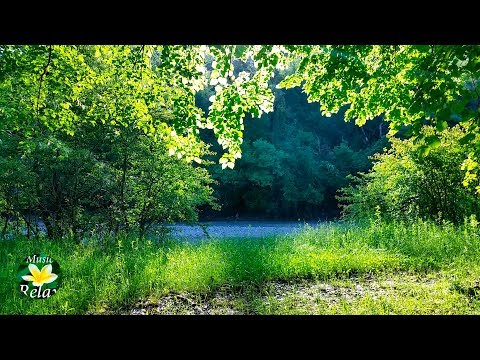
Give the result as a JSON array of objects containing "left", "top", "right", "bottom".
[{"left": 21, "top": 264, "right": 58, "bottom": 287}]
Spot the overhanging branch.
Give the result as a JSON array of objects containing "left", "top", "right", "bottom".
[{"left": 36, "top": 45, "right": 53, "bottom": 118}]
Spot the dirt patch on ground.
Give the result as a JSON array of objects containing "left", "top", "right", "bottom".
[
  {"left": 121, "top": 272, "right": 445, "bottom": 315},
  {"left": 126, "top": 292, "right": 243, "bottom": 315}
]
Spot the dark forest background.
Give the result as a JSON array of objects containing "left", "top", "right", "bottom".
[{"left": 197, "top": 67, "right": 388, "bottom": 220}]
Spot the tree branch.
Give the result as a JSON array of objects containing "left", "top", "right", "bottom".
[{"left": 36, "top": 45, "right": 53, "bottom": 118}]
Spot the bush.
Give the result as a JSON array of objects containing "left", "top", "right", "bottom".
[
  {"left": 0, "top": 122, "right": 217, "bottom": 240},
  {"left": 338, "top": 125, "right": 480, "bottom": 224}
]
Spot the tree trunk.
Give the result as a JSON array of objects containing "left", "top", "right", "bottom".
[
  {"left": 45, "top": 219, "right": 55, "bottom": 239},
  {"left": 119, "top": 151, "right": 130, "bottom": 233}
]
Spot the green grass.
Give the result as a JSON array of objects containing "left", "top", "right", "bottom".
[{"left": 1, "top": 219, "right": 480, "bottom": 314}]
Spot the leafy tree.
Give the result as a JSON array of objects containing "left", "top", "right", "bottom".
[
  {"left": 0, "top": 123, "right": 217, "bottom": 239},
  {"left": 202, "top": 84, "right": 387, "bottom": 219},
  {"left": 98, "top": 122, "right": 217, "bottom": 237},
  {"left": 0, "top": 45, "right": 223, "bottom": 239},
  {"left": 275, "top": 46, "right": 480, "bottom": 193},
  {"left": 3, "top": 45, "right": 479, "bottom": 229},
  {"left": 338, "top": 125, "right": 480, "bottom": 223},
  {"left": 3, "top": 45, "right": 478, "bottom": 176},
  {"left": 0, "top": 45, "right": 281, "bottom": 166}
]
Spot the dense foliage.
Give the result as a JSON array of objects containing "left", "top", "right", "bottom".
[
  {"left": 202, "top": 87, "right": 387, "bottom": 219},
  {"left": 339, "top": 125, "right": 480, "bottom": 223},
  {"left": 0, "top": 119, "right": 216, "bottom": 240},
  {"left": 2, "top": 45, "right": 479, "bottom": 174},
  {"left": 3, "top": 45, "right": 480, "bottom": 316},
  {"left": 1, "top": 45, "right": 480, "bottom": 233}
]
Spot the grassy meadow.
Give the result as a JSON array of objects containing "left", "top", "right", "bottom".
[{"left": 2, "top": 219, "right": 480, "bottom": 315}]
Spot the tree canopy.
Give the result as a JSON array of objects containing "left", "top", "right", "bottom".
[{"left": 1, "top": 45, "right": 480, "bottom": 191}]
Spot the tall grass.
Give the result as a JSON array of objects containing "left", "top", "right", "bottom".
[{"left": 1, "top": 219, "right": 479, "bottom": 314}]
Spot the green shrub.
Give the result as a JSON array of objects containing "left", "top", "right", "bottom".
[{"left": 338, "top": 125, "right": 480, "bottom": 224}]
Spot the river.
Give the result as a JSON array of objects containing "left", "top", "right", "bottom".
[
  {"left": 3, "top": 219, "right": 323, "bottom": 241},
  {"left": 166, "top": 220, "right": 321, "bottom": 241}
]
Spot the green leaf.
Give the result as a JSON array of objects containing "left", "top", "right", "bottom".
[
  {"left": 459, "top": 133, "right": 475, "bottom": 145},
  {"left": 436, "top": 121, "right": 448, "bottom": 131},
  {"left": 413, "top": 134, "right": 425, "bottom": 145},
  {"left": 425, "top": 135, "right": 441, "bottom": 149},
  {"left": 234, "top": 46, "right": 245, "bottom": 58},
  {"left": 418, "top": 145, "right": 431, "bottom": 157},
  {"left": 403, "top": 127, "right": 414, "bottom": 137}
]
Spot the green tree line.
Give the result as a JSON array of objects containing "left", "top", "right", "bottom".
[
  {"left": 1, "top": 45, "right": 480, "bottom": 238},
  {"left": 200, "top": 86, "right": 387, "bottom": 219}
]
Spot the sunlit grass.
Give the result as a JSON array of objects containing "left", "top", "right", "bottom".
[
  {"left": 252, "top": 269, "right": 480, "bottom": 315},
  {"left": 1, "top": 219, "right": 479, "bottom": 314}
]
